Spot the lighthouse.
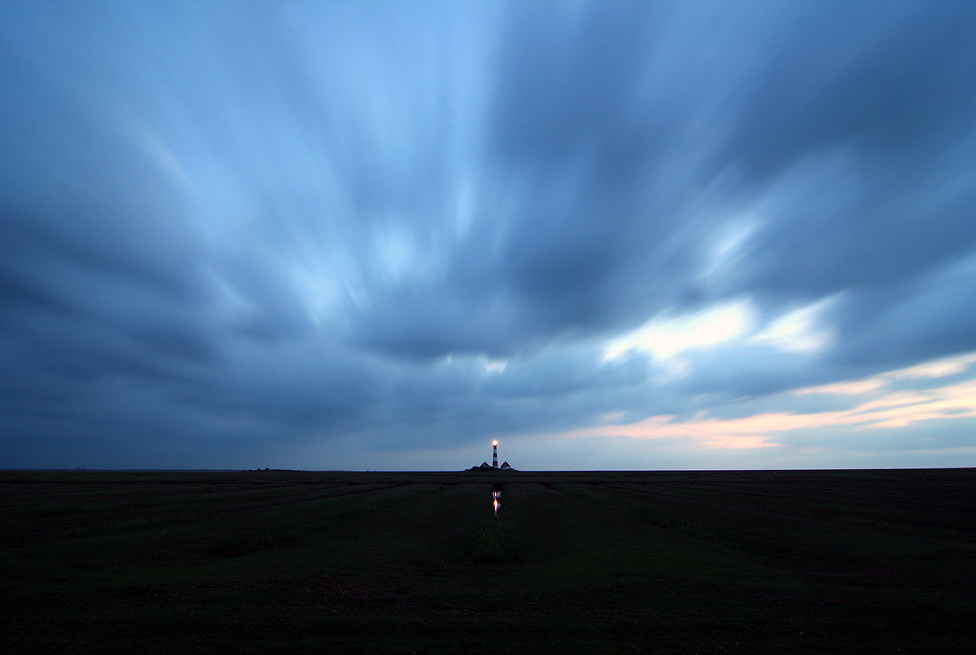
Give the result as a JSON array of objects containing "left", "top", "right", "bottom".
[{"left": 492, "top": 440, "right": 498, "bottom": 468}]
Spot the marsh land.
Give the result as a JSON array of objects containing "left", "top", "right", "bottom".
[{"left": 2, "top": 468, "right": 974, "bottom": 653}]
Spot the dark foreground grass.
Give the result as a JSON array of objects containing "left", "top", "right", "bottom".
[{"left": 1, "top": 468, "right": 974, "bottom": 653}]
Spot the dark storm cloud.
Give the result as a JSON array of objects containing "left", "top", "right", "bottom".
[
  {"left": 836, "top": 255, "right": 976, "bottom": 367},
  {"left": 709, "top": 5, "right": 976, "bottom": 329},
  {"left": 481, "top": 1, "right": 976, "bottom": 351},
  {"left": 725, "top": 6, "right": 976, "bottom": 178},
  {"left": 2, "top": 1, "right": 976, "bottom": 468}
]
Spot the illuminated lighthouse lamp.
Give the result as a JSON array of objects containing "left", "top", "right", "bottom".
[{"left": 492, "top": 440, "right": 498, "bottom": 468}]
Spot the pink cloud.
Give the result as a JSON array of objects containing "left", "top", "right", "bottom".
[{"left": 550, "top": 354, "right": 976, "bottom": 450}]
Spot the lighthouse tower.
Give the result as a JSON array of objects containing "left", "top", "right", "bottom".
[{"left": 492, "top": 440, "right": 498, "bottom": 468}]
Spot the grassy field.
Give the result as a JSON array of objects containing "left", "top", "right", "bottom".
[{"left": 1, "top": 468, "right": 974, "bottom": 653}]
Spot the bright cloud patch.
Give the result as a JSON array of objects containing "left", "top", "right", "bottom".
[
  {"left": 751, "top": 295, "right": 841, "bottom": 354},
  {"left": 603, "top": 299, "right": 756, "bottom": 362},
  {"left": 604, "top": 295, "right": 840, "bottom": 370}
]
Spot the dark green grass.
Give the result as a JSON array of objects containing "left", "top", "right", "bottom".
[{"left": 2, "top": 468, "right": 975, "bottom": 653}]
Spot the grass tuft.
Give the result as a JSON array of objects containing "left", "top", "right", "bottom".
[{"left": 466, "top": 517, "right": 522, "bottom": 564}]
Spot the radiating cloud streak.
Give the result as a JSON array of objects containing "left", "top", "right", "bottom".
[{"left": 2, "top": 1, "right": 976, "bottom": 469}]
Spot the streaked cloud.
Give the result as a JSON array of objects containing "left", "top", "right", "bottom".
[
  {"left": 603, "top": 299, "right": 756, "bottom": 364},
  {"left": 750, "top": 295, "right": 841, "bottom": 354},
  {"left": 2, "top": 1, "right": 976, "bottom": 469},
  {"left": 548, "top": 352, "right": 976, "bottom": 456}
]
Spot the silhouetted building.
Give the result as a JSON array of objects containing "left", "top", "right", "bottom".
[{"left": 465, "top": 443, "right": 516, "bottom": 471}]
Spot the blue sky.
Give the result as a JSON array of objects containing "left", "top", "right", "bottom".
[{"left": 3, "top": 1, "right": 976, "bottom": 470}]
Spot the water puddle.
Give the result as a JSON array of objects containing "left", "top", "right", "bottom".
[{"left": 491, "top": 484, "right": 502, "bottom": 518}]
